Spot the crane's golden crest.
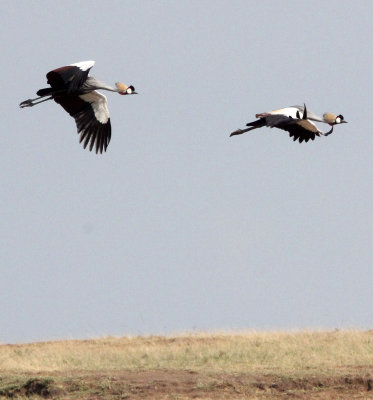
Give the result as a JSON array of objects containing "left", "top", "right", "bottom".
[
  {"left": 323, "top": 113, "right": 338, "bottom": 124},
  {"left": 115, "top": 82, "right": 129, "bottom": 92}
]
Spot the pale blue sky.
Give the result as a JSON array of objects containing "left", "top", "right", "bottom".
[{"left": 1, "top": 1, "right": 372, "bottom": 343}]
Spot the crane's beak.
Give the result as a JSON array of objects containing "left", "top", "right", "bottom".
[{"left": 341, "top": 120, "right": 347, "bottom": 123}]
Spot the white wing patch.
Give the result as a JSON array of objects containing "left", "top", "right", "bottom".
[
  {"left": 269, "top": 107, "right": 302, "bottom": 119},
  {"left": 79, "top": 91, "right": 110, "bottom": 124},
  {"left": 70, "top": 60, "right": 95, "bottom": 71}
]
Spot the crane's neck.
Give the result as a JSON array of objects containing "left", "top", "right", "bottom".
[
  {"left": 82, "top": 77, "right": 118, "bottom": 93},
  {"left": 306, "top": 111, "right": 325, "bottom": 123}
]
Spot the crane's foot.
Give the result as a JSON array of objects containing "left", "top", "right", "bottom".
[
  {"left": 230, "top": 129, "right": 244, "bottom": 137},
  {"left": 20, "top": 95, "right": 53, "bottom": 108},
  {"left": 19, "top": 99, "right": 35, "bottom": 108}
]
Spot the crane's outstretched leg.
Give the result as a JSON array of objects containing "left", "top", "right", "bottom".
[
  {"left": 230, "top": 126, "right": 258, "bottom": 136},
  {"left": 19, "top": 96, "right": 53, "bottom": 108},
  {"left": 230, "top": 118, "right": 266, "bottom": 137}
]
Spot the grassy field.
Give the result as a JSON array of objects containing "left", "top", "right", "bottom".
[{"left": 1, "top": 330, "right": 373, "bottom": 399}]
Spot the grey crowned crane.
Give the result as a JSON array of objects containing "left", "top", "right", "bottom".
[
  {"left": 19, "top": 60, "right": 137, "bottom": 153},
  {"left": 230, "top": 105, "right": 347, "bottom": 143}
]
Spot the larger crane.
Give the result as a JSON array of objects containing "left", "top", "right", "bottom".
[{"left": 20, "top": 60, "right": 137, "bottom": 153}]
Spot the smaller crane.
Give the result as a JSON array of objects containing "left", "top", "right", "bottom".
[
  {"left": 230, "top": 105, "right": 347, "bottom": 143},
  {"left": 20, "top": 61, "right": 137, "bottom": 153}
]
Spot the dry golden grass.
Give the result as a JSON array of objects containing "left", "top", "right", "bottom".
[
  {"left": 1, "top": 331, "right": 373, "bottom": 399},
  {"left": 1, "top": 330, "right": 373, "bottom": 375}
]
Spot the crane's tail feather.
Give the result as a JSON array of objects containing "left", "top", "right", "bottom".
[{"left": 36, "top": 87, "right": 54, "bottom": 96}]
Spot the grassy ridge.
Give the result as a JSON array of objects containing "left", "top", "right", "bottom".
[{"left": 1, "top": 330, "right": 373, "bottom": 375}]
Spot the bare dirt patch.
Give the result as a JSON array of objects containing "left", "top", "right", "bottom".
[{"left": 2, "top": 370, "right": 373, "bottom": 399}]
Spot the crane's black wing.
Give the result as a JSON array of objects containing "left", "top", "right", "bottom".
[
  {"left": 268, "top": 116, "right": 320, "bottom": 143},
  {"left": 53, "top": 91, "right": 111, "bottom": 154},
  {"left": 232, "top": 114, "right": 321, "bottom": 143},
  {"left": 46, "top": 61, "right": 95, "bottom": 94}
]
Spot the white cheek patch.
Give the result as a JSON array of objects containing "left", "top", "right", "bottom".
[
  {"left": 335, "top": 117, "right": 341, "bottom": 124},
  {"left": 126, "top": 88, "right": 133, "bottom": 94}
]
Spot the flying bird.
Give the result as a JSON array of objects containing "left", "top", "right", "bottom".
[
  {"left": 230, "top": 105, "right": 347, "bottom": 143},
  {"left": 20, "top": 60, "right": 137, "bottom": 153}
]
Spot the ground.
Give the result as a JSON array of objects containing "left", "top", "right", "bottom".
[
  {"left": 1, "top": 332, "right": 373, "bottom": 399},
  {"left": 1, "top": 369, "right": 373, "bottom": 399}
]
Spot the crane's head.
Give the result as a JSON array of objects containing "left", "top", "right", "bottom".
[
  {"left": 115, "top": 82, "right": 138, "bottom": 95},
  {"left": 323, "top": 113, "right": 348, "bottom": 125}
]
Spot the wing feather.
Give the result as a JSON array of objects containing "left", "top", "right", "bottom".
[
  {"left": 46, "top": 61, "right": 95, "bottom": 94},
  {"left": 53, "top": 91, "right": 111, "bottom": 153},
  {"left": 265, "top": 115, "right": 320, "bottom": 143}
]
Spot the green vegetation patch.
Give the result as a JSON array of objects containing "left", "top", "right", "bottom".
[{"left": 0, "top": 377, "right": 59, "bottom": 398}]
